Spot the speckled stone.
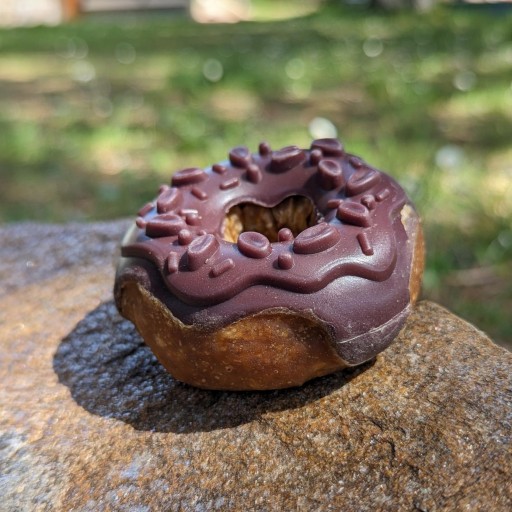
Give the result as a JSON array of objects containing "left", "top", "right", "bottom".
[{"left": 1, "top": 221, "right": 511, "bottom": 512}]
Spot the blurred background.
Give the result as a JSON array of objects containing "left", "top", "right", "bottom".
[{"left": 0, "top": 0, "right": 511, "bottom": 349}]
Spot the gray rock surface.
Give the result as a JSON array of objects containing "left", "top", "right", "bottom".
[{"left": 1, "top": 221, "right": 511, "bottom": 511}]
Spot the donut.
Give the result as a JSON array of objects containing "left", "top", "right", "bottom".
[{"left": 114, "top": 139, "right": 424, "bottom": 390}]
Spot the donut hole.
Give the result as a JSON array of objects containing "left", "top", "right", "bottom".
[{"left": 222, "top": 195, "right": 320, "bottom": 243}]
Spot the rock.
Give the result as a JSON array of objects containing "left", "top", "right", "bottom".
[{"left": 0, "top": 221, "right": 511, "bottom": 511}]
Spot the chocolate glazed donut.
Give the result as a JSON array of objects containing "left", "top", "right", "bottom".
[{"left": 115, "top": 139, "right": 424, "bottom": 390}]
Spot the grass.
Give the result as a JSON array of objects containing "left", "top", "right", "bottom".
[{"left": 0, "top": 3, "right": 511, "bottom": 348}]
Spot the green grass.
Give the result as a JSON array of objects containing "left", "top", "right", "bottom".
[{"left": 0, "top": 3, "right": 511, "bottom": 347}]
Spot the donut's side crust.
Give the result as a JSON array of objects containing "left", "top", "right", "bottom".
[
  {"left": 408, "top": 211, "right": 425, "bottom": 305},
  {"left": 117, "top": 281, "right": 346, "bottom": 390}
]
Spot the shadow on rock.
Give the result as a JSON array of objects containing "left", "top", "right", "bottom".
[{"left": 53, "top": 300, "right": 373, "bottom": 433}]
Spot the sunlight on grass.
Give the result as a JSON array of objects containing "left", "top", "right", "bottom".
[
  {"left": 249, "top": 0, "right": 323, "bottom": 21},
  {"left": 437, "top": 86, "right": 512, "bottom": 120}
]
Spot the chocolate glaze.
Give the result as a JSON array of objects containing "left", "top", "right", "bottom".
[{"left": 116, "top": 139, "right": 415, "bottom": 365}]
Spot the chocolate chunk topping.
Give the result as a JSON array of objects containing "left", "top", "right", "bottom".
[
  {"left": 135, "top": 217, "right": 147, "bottom": 229},
  {"left": 349, "top": 156, "right": 364, "bottom": 169},
  {"left": 210, "top": 258, "right": 235, "bottom": 277},
  {"left": 237, "top": 232, "right": 272, "bottom": 259},
  {"left": 185, "top": 212, "right": 202, "bottom": 226},
  {"left": 229, "top": 146, "right": 251, "bottom": 168},
  {"left": 178, "top": 208, "right": 198, "bottom": 217},
  {"left": 337, "top": 202, "right": 372, "bottom": 227},
  {"left": 191, "top": 187, "right": 208, "bottom": 200},
  {"left": 178, "top": 229, "right": 193, "bottom": 246},
  {"left": 138, "top": 202, "right": 154, "bottom": 217},
  {"left": 311, "top": 138, "right": 344, "bottom": 156},
  {"left": 310, "top": 149, "right": 323, "bottom": 165},
  {"left": 357, "top": 232, "right": 374, "bottom": 256},
  {"left": 293, "top": 223, "right": 341, "bottom": 254},
  {"left": 220, "top": 177, "right": 240, "bottom": 190},
  {"left": 157, "top": 187, "right": 181, "bottom": 213},
  {"left": 278, "top": 228, "right": 294, "bottom": 242},
  {"left": 246, "top": 164, "right": 262, "bottom": 184},
  {"left": 212, "top": 164, "right": 227, "bottom": 174},
  {"left": 346, "top": 169, "right": 380, "bottom": 196},
  {"left": 376, "top": 188, "right": 390, "bottom": 201},
  {"left": 270, "top": 146, "right": 307, "bottom": 173},
  {"left": 187, "top": 234, "right": 219, "bottom": 271},
  {"left": 326, "top": 198, "right": 342, "bottom": 209},
  {"left": 146, "top": 214, "right": 186, "bottom": 237},
  {"left": 166, "top": 252, "right": 179, "bottom": 274},
  {"left": 317, "top": 159, "right": 344, "bottom": 190},
  {"left": 361, "top": 194, "right": 376, "bottom": 210},
  {"left": 277, "top": 252, "right": 294, "bottom": 270},
  {"left": 172, "top": 168, "right": 207, "bottom": 187},
  {"left": 258, "top": 141, "right": 271, "bottom": 156}
]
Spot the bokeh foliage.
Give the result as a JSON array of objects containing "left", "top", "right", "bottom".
[{"left": 0, "top": 3, "right": 510, "bottom": 346}]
